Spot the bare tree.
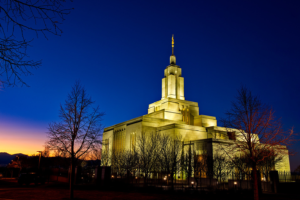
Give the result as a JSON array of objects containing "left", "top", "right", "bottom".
[
  {"left": 122, "top": 150, "right": 139, "bottom": 179},
  {"left": 88, "top": 143, "right": 102, "bottom": 161},
  {"left": 221, "top": 86, "right": 296, "bottom": 200},
  {"left": 136, "top": 131, "right": 161, "bottom": 186},
  {"left": 159, "top": 133, "right": 182, "bottom": 189},
  {"left": 257, "top": 150, "right": 283, "bottom": 181},
  {"left": 111, "top": 150, "right": 127, "bottom": 177},
  {"left": 41, "top": 145, "right": 50, "bottom": 157},
  {"left": 212, "top": 153, "right": 231, "bottom": 185},
  {"left": 0, "top": 0, "right": 73, "bottom": 87},
  {"left": 111, "top": 149, "right": 139, "bottom": 182},
  {"left": 100, "top": 149, "right": 111, "bottom": 167},
  {"left": 229, "top": 154, "right": 252, "bottom": 180},
  {"left": 47, "top": 82, "right": 104, "bottom": 200},
  {"left": 53, "top": 147, "right": 68, "bottom": 158}
]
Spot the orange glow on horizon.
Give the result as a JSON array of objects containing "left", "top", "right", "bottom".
[
  {"left": 0, "top": 139, "right": 45, "bottom": 156},
  {"left": 0, "top": 116, "right": 102, "bottom": 159},
  {"left": 0, "top": 117, "right": 47, "bottom": 156}
]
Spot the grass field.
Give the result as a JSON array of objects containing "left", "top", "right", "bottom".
[{"left": 0, "top": 178, "right": 299, "bottom": 200}]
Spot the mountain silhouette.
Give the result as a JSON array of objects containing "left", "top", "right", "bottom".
[{"left": 0, "top": 152, "right": 27, "bottom": 166}]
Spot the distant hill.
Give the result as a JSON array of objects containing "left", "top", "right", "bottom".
[{"left": 0, "top": 152, "right": 27, "bottom": 166}]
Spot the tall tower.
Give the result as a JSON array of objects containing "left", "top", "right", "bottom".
[{"left": 161, "top": 35, "right": 185, "bottom": 100}]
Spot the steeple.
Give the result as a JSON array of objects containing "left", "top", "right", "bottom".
[
  {"left": 170, "top": 35, "right": 176, "bottom": 65},
  {"left": 161, "top": 35, "right": 185, "bottom": 100}
]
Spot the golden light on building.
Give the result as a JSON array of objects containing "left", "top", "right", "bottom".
[{"left": 102, "top": 35, "right": 291, "bottom": 177}]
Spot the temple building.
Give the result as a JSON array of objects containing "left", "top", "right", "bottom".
[{"left": 102, "top": 36, "right": 290, "bottom": 174}]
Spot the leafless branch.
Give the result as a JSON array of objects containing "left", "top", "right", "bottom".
[
  {"left": 220, "top": 86, "right": 297, "bottom": 200},
  {"left": 0, "top": 0, "right": 73, "bottom": 86},
  {"left": 46, "top": 81, "right": 104, "bottom": 199}
]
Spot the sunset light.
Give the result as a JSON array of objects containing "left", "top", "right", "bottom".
[{"left": 0, "top": 1, "right": 299, "bottom": 200}]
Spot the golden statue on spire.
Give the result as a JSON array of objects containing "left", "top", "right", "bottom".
[
  {"left": 170, "top": 35, "right": 176, "bottom": 64},
  {"left": 172, "top": 34, "right": 174, "bottom": 47},
  {"left": 172, "top": 34, "right": 174, "bottom": 55}
]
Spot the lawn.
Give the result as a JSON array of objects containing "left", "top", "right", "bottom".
[{"left": 0, "top": 179, "right": 299, "bottom": 200}]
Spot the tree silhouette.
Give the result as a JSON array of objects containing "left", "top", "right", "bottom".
[
  {"left": 47, "top": 82, "right": 104, "bottom": 200},
  {"left": 136, "top": 131, "right": 161, "bottom": 186},
  {"left": 0, "top": 0, "right": 72, "bottom": 87},
  {"left": 221, "top": 86, "right": 296, "bottom": 200},
  {"left": 159, "top": 133, "right": 182, "bottom": 189}
]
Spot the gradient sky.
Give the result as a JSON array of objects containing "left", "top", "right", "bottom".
[{"left": 0, "top": 0, "right": 299, "bottom": 170}]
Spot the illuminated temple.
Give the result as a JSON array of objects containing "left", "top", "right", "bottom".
[{"left": 102, "top": 36, "right": 290, "bottom": 174}]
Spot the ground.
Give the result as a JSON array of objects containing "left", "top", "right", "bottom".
[{"left": 0, "top": 178, "right": 299, "bottom": 200}]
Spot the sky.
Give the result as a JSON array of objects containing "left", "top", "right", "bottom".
[{"left": 0, "top": 0, "right": 299, "bottom": 170}]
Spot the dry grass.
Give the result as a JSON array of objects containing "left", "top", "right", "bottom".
[
  {"left": 0, "top": 179, "right": 299, "bottom": 200},
  {"left": 0, "top": 188, "right": 197, "bottom": 200},
  {"left": 0, "top": 179, "right": 199, "bottom": 200}
]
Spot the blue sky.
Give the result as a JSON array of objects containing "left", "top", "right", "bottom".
[{"left": 0, "top": 0, "right": 299, "bottom": 170}]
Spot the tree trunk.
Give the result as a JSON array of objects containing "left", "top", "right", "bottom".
[
  {"left": 189, "top": 142, "right": 191, "bottom": 175},
  {"left": 252, "top": 164, "right": 259, "bottom": 200},
  {"left": 127, "top": 170, "right": 130, "bottom": 184},
  {"left": 70, "top": 141, "right": 75, "bottom": 200},
  {"left": 144, "top": 175, "right": 147, "bottom": 187},
  {"left": 171, "top": 171, "right": 174, "bottom": 190}
]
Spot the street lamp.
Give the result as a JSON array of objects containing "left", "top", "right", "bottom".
[
  {"left": 37, "top": 151, "right": 42, "bottom": 170},
  {"left": 234, "top": 181, "right": 237, "bottom": 190}
]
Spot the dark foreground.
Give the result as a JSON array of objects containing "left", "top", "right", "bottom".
[{"left": 0, "top": 178, "right": 299, "bottom": 200}]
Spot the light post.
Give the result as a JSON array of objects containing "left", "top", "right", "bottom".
[
  {"left": 37, "top": 151, "right": 42, "bottom": 171},
  {"left": 234, "top": 181, "right": 237, "bottom": 190}
]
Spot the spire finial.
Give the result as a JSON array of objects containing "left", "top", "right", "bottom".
[
  {"left": 170, "top": 35, "right": 176, "bottom": 65},
  {"left": 172, "top": 34, "right": 174, "bottom": 55}
]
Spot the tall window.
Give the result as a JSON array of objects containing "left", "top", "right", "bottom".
[
  {"left": 130, "top": 132, "right": 136, "bottom": 152},
  {"left": 104, "top": 139, "right": 109, "bottom": 153},
  {"left": 182, "top": 107, "right": 190, "bottom": 124},
  {"left": 113, "top": 129, "right": 126, "bottom": 153}
]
